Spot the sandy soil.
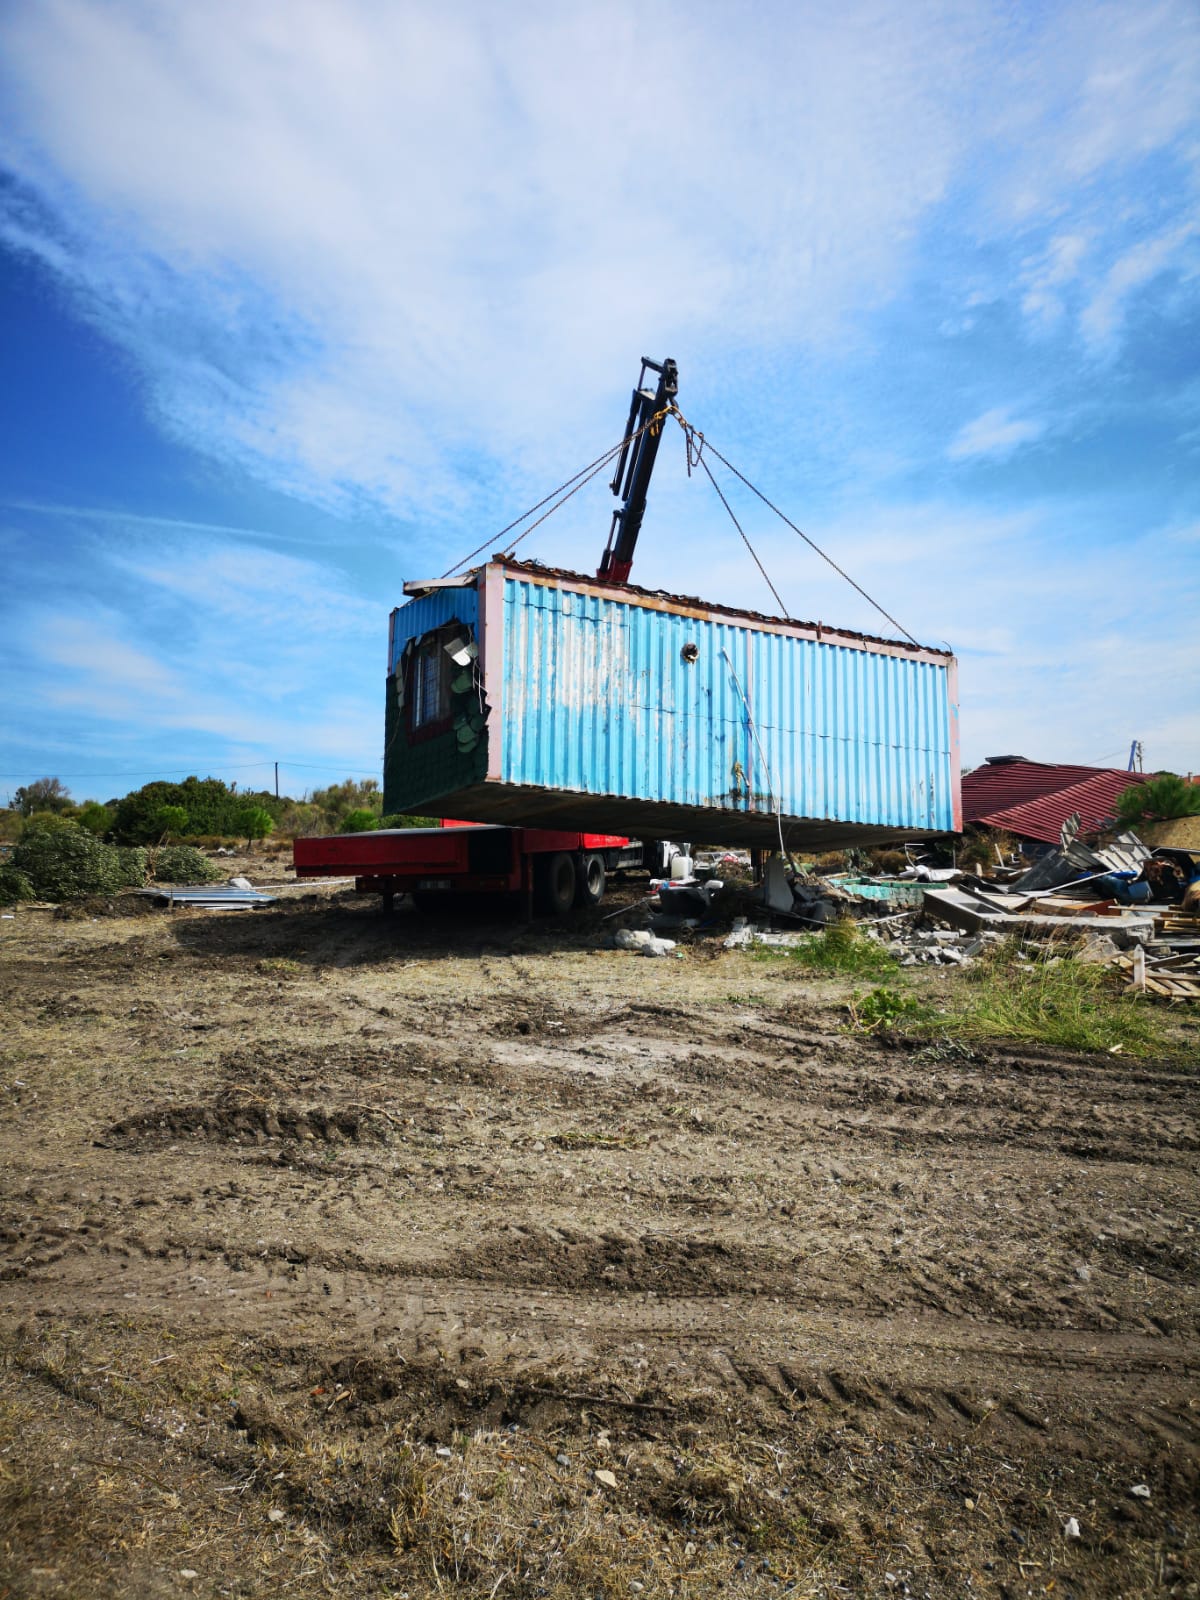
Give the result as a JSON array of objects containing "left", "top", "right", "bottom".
[{"left": 1, "top": 883, "right": 1197, "bottom": 1598}]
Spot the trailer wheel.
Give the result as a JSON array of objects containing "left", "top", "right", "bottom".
[
  {"left": 575, "top": 852, "right": 606, "bottom": 908},
  {"left": 535, "top": 851, "right": 577, "bottom": 915}
]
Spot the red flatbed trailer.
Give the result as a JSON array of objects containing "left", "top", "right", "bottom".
[{"left": 293, "top": 821, "right": 647, "bottom": 915}]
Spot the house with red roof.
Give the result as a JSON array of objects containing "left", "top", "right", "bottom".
[{"left": 961, "top": 756, "right": 1146, "bottom": 847}]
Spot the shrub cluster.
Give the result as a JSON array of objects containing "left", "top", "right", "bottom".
[
  {"left": 12, "top": 826, "right": 148, "bottom": 901},
  {"left": 339, "top": 809, "right": 379, "bottom": 833},
  {"left": 111, "top": 777, "right": 284, "bottom": 844},
  {"left": 151, "top": 846, "right": 221, "bottom": 885},
  {"left": 0, "top": 865, "right": 35, "bottom": 905},
  {"left": 1115, "top": 773, "right": 1200, "bottom": 825},
  {"left": 12, "top": 772, "right": 397, "bottom": 845},
  {"left": 15, "top": 828, "right": 127, "bottom": 898}
]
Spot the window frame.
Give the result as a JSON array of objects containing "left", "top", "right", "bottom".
[{"left": 405, "top": 625, "right": 458, "bottom": 742}]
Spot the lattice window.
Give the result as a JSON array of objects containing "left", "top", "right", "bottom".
[{"left": 410, "top": 633, "right": 450, "bottom": 729}]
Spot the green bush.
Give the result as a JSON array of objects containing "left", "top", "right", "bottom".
[
  {"left": 847, "top": 986, "right": 928, "bottom": 1032},
  {"left": 276, "top": 803, "right": 323, "bottom": 838},
  {"left": 310, "top": 778, "right": 382, "bottom": 827},
  {"left": 378, "top": 813, "right": 439, "bottom": 829},
  {"left": 115, "top": 847, "right": 149, "bottom": 887},
  {"left": 23, "top": 810, "right": 78, "bottom": 836},
  {"left": 111, "top": 777, "right": 283, "bottom": 843},
  {"left": 11, "top": 826, "right": 143, "bottom": 900},
  {"left": 235, "top": 805, "right": 275, "bottom": 846},
  {"left": 340, "top": 809, "right": 379, "bottom": 833},
  {"left": 152, "top": 846, "right": 221, "bottom": 884},
  {"left": 0, "top": 865, "right": 35, "bottom": 905},
  {"left": 74, "top": 802, "right": 114, "bottom": 837},
  {"left": 1115, "top": 774, "right": 1200, "bottom": 826},
  {"left": 155, "top": 804, "right": 190, "bottom": 839}
]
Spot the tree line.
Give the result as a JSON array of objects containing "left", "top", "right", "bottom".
[{"left": 3, "top": 774, "right": 427, "bottom": 846}]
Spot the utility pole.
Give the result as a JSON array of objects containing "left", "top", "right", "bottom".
[
  {"left": 275, "top": 761, "right": 280, "bottom": 799},
  {"left": 1127, "top": 739, "right": 1143, "bottom": 773}
]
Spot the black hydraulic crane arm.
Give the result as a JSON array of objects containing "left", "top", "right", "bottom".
[{"left": 597, "top": 356, "right": 678, "bottom": 585}]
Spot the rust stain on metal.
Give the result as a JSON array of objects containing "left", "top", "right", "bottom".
[{"left": 485, "top": 556, "right": 952, "bottom": 662}]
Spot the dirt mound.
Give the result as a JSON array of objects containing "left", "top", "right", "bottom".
[
  {"left": 456, "top": 1222, "right": 774, "bottom": 1295},
  {"left": 102, "top": 1092, "right": 386, "bottom": 1148},
  {"left": 53, "top": 893, "right": 160, "bottom": 919}
]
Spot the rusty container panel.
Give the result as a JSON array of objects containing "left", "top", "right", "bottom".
[{"left": 384, "top": 560, "right": 960, "bottom": 848}]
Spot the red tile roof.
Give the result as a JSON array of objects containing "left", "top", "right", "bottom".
[{"left": 962, "top": 758, "right": 1147, "bottom": 845}]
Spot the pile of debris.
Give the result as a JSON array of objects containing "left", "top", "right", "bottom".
[
  {"left": 1112, "top": 908, "right": 1200, "bottom": 1000},
  {"left": 887, "top": 927, "right": 999, "bottom": 967},
  {"left": 603, "top": 822, "right": 1199, "bottom": 999},
  {"left": 732, "top": 825, "right": 1198, "bottom": 997}
]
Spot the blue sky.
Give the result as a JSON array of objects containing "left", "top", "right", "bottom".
[{"left": 1, "top": 0, "right": 1197, "bottom": 805}]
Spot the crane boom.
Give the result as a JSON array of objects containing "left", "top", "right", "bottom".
[{"left": 597, "top": 357, "right": 678, "bottom": 585}]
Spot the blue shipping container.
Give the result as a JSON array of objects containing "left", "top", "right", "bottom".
[{"left": 383, "top": 558, "right": 961, "bottom": 848}]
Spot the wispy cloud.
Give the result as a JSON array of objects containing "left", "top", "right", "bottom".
[
  {"left": 1080, "top": 223, "right": 1199, "bottom": 349},
  {"left": 2, "top": 0, "right": 1195, "bottom": 519},
  {"left": 39, "top": 611, "right": 184, "bottom": 704},
  {"left": 1020, "top": 233, "right": 1090, "bottom": 327},
  {"left": 10, "top": 536, "right": 383, "bottom": 767},
  {"left": 0, "top": 499, "right": 337, "bottom": 549},
  {"left": 947, "top": 408, "right": 1043, "bottom": 462},
  {"left": 0, "top": 1, "right": 1197, "bottom": 784}
]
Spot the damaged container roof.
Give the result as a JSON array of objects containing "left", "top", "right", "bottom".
[{"left": 383, "top": 557, "right": 961, "bottom": 850}]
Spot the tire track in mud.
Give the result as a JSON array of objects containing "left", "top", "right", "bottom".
[
  {"left": 5, "top": 935, "right": 1199, "bottom": 1396},
  {"left": 5, "top": 1247, "right": 1196, "bottom": 1459},
  {"left": 4, "top": 904, "right": 1200, "bottom": 1599},
  {"left": 4, "top": 990, "right": 1196, "bottom": 1347}
]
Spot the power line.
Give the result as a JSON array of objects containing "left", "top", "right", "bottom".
[
  {"left": 439, "top": 410, "right": 672, "bottom": 579},
  {"left": 682, "top": 426, "right": 920, "bottom": 646},
  {"left": 0, "top": 761, "right": 380, "bottom": 781},
  {"left": 693, "top": 450, "right": 790, "bottom": 619},
  {"left": 448, "top": 400, "right": 920, "bottom": 646}
]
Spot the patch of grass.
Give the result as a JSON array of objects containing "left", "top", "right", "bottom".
[
  {"left": 550, "top": 1129, "right": 647, "bottom": 1150},
  {"left": 936, "top": 951, "right": 1164, "bottom": 1056},
  {"left": 846, "top": 986, "right": 930, "bottom": 1033},
  {"left": 753, "top": 919, "right": 898, "bottom": 979}
]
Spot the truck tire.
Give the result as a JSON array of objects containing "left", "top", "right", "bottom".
[
  {"left": 535, "top": 851, "right": 577, "bottom": 915},
  {"left": 575, "top": 852, "right": 606, "bottom": 908}
]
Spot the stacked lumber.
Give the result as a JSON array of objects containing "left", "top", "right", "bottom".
[{"left": 1114, "top": 921, "right": 1200, "bottom": 999}]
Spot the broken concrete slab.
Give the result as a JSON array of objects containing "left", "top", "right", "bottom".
[{"left": 922, "top": 885, "right": 1158, "bottom": 944}]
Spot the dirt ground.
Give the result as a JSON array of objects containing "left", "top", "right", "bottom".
[{"left": 1, "top": 876, "right": 1197, "bottom": 1599}]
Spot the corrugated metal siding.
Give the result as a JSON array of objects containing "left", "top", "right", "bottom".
[
  {"left": 963, "top": 758, "right": 1145, "bottom": 837},
  {"left": 972, "top": 771, "right": 1145, "bottom": 845},
  {"left": 498, "top": 576, "right": 956, "bottom": 833},
  {"left": 388, "top": 585, "right": 478, "bottom": 674}
]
